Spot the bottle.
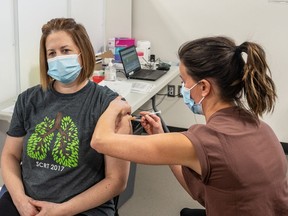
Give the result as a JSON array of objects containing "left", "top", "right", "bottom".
[
  {"left": 104, "top": 58, "right": 116, "bottom": 81},
  {"left": 136, "top": 49, "right": 145, "bottom": 65},
  {"left": 92, "top": 70, "right": 105, "bottom": 83},
  {"left": 137, "top": 40, "right": 151, "bottom": 63}
]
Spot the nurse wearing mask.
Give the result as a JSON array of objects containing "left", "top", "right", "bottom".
[
  {"left": 0, "top": 18, "right": 130, "bottom": 216},
  {"left": 92, "top": 36, "right": 288, "bottom": 216}
]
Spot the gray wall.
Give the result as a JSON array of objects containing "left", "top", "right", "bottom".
[{"left": 132, "top": 0, "right": 288, "bottom": 142}]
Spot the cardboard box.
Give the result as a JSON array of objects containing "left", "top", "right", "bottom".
[
  {"left": 94, "top": 50, "right": 114, "bottom": 71},
  {"left": 108, "top": 37, "right": 135, "bottom": 62}
]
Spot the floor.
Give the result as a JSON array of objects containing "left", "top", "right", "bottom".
[{"left": 118, "top": 164, "right": 203, "bottom": 216}]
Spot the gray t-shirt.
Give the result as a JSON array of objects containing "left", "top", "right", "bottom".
[
  {"left": 7, "top": 80, "right": 118, "bottom": 216},
  {"left": 182, "top": 107, "right": 288, "bottom": 216}
]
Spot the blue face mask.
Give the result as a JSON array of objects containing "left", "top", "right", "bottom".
[
  {"left": 47, "top": 54, "right": 82, "bottom": 84},
  {"left": 181, "top": 82, "right": 205, "bottom": 115}
]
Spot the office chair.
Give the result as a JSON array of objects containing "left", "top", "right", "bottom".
[
  {"left": 0, "top": 185, "right": 6, "bottom": 198},
  {"left": 180, "top": 208, "right": 206, "bottom": 216},
  {"left": 114, "top": 195, "right": 120, "bottom": 216}
]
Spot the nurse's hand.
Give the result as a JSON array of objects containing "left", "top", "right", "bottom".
[
  {"left": 109, "top": 96, "right": 131, "bottom": 116},
  {"left": 139, "top": 111, "right": 164, "bottom": 135}
]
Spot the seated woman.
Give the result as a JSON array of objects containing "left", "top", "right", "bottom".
[{"left": 0, "top": 18, "right": 130, "bottom": 216}]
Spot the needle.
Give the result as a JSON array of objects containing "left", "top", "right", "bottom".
[{"left": 130, "top": 111, "right": 162, "bottom": 121}]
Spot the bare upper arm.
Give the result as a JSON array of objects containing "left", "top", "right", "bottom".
[
  {"left": 104, "top": 155, "right": 130, "bottom": 185},
  {"left": 104, "top": 113, "right": 131, "bottom": 185},
  {"left": 145, "top": 132, "right": 202, "bottom": 175}
]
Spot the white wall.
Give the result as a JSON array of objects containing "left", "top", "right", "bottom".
[
  {"left": 0, "top": 0, "right": 18, "bottom": 103},
  {"left": 17, "top": 0, "right": 108, "bottom": 92},
  {"left": 18, "top": 0, "right": 69, "bottom": 92},
  {"left": 105, "top": 0, "right": 132, "bottom": 47},
  {"left": 0, "top": 0, "right": 132, "bottom": 99},
  {"left": 132, "top": 0, "right": 288, "bottom": 142}
]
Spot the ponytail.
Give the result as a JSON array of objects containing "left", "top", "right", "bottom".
[{"left": 239, "top": 42, "right": 277, "bottom": 117}]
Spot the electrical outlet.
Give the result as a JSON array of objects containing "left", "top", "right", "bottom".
[
  {"left": 167, "top": 85, "right": 175, "bottom": 97},
  {"left": 178, "top": 85, "right": 183, "bottom": 97}
]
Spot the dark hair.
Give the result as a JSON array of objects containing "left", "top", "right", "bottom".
[
  {"left": 39, "top": 18, "right": 95, "bottom": 90},
  {"left": 178, "top": 36, "right": 277, "bottom": 118}
]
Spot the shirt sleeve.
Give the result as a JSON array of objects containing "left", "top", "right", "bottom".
[
  {"left": 7, "top": 93, "right": 26, "bottom": 137},
  {"left": 182, "top": 125, "right": 211, "bottom": 184}
]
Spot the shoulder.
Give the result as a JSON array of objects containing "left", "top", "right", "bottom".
[
  {"left": 16, "top": 85, "right": 43, "bottom": 105},
  {"left": 182, "top": 124, "right": 209, "bottom": 144},
  {"left": 88, "top": 81, "right": 119, "bottom": 111},
  {"left": 20, "top": 84, "right": 42, "bottom": 96}
]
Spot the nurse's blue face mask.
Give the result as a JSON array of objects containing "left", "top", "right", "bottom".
[
  {"left": 181, "top": 82, "right": 205, "bottom": 115},
  {"left": 47, "top": 54, "right": 82, "bottom": 84}
]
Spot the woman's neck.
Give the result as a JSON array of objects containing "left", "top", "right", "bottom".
[
  {"left": 53, "top": 79, "right": 89, "bottom": 94},
  {"left": 204, "top": 99, "right": 234, "bottom": 122}
]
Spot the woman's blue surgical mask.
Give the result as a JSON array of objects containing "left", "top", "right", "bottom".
[
  {"left": 47, "top": 54, "right": 82, "bottom": 84},
  {"left": 181, "top": 82, "right": 205, "bottom": 115}
]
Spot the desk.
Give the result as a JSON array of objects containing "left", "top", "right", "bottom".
[
  {"left": 123, "top": 66, "right": 179, "bottom": 112},
  {"left": 0, "top": 66, "right": 179, "bottom": 123}
]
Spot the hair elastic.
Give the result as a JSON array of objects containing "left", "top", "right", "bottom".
[{"left": 235, "top": 46, "right": 242, "bottom": 55}]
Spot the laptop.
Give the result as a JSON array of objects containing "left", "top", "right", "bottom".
[{"left": 119, "top": 45, "right": 168, "bottom": 81}]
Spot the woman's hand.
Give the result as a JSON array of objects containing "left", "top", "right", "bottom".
[
  {"left": 139, "top": 111, "right": 164, "bottom": 134},
  {"left": 14, "top": 194, "right": 40, "bottom": 216},
  {"left": 29, "top": 199, "right": 64, "bottom": 216}
]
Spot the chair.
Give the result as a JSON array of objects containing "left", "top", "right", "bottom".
[
  {"left": 113, "top": 195, "right": 120, "bottom": 216},
  {"left": 0, "top": 185, "right": 7, "bottom": 198},
  {"left": 180, "top": 208, "right": 206, "bottom": 216}
]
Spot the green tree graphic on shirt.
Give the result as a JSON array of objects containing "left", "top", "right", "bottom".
[
  {"left": 27, "top": 117, "right": 54, "bottom": 160},
  {"left": 27, "top": 112, "right": 79, "bottom": 168}
]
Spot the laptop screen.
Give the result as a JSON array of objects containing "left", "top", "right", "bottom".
[{"left": 119, "top": 46, "right": 141, "bottom": 77}]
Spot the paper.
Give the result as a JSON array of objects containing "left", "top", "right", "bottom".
[
  {"left": 131, "top": 82, "right": 155, "bottom": 93},
  {"left": 99, "top": 80, "right": 132, "bottom": 97}
]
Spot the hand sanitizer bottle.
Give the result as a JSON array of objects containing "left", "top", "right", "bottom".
[{"left": 104, "top": 58, "right": 116, "bottom": 81}]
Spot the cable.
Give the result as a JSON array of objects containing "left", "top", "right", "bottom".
[
  {"left": 151, "top": 96, "right": 170, "bottom": 133},
  {"left": 116, "top": 70, "right": 126, "bottom": 76},
  {"left": 137, "top": 94, "right": 167, "bottom": 112}
]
